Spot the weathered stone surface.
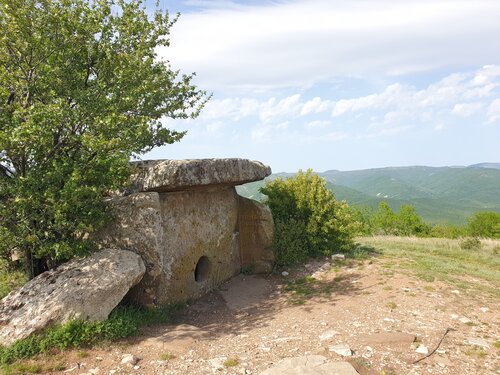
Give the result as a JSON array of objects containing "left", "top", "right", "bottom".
[
  {"left": 0, "top": 249, "right": 145, "bottom": 346},
  {"left": 260, "top": 355, "right": 358, "bottom": 375},
  {"left": 156, "top": 187, "right": 241, "bottom": 304},
  {"left": 237, "top": 196, "right": 274, "bottom": 274},
  {"left": 127, "top": 159, "right": 271, "bottom": 193},
  {"left": 95, "top": 192, "right": 163, "bottom": 305},
  {"left": 329, "top": 343, "right": 353, "bottom": 357},
  {"left": 95, "top": 159, "right": 274, "bottom": 307}
]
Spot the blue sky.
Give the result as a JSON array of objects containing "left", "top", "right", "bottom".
[{"left": 144, "top": 0, "right": 500, "bottom": 172}]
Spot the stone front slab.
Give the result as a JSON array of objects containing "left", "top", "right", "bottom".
[
  {"left": 127, "top": 159, "right": 271, "bottom": 193},
  {"left": 0, "top": 249, "right": 145, "bottom": 346},
  {"left": 156, "top": 186, "right": 241, "bottom": 304}
]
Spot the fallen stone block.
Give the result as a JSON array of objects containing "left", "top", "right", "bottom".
[{"left": 0, "top": 249, "right": 145, "bottom": 346}]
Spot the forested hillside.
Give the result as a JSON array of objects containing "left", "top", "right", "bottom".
[{"left": 237, "top": 165, "right": 500, "bottom": 224}]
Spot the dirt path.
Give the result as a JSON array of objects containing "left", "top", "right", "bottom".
[{"left": 44, "top": 257, "right": 499, "bottom": 375}]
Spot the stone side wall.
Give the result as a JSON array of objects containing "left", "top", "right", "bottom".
[
  {"left": 95, "top": 192, "right": 163, "bottom": 306},
  {"left": 238, "top": 196, "right": 274, "bottom": 274}
]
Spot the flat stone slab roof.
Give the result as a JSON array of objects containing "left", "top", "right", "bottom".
[{"left": 128, "top": 158, "right": 271, "bottom": 192}]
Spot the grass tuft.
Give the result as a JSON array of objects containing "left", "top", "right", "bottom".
[
  {"left": 159, "top": 353, "right": 176, "bottom": 361},
  {"left": 223, "top": 358, "right": 239, "bottom": 367}
]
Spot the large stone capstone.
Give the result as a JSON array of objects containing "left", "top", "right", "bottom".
[
  {"left": 99, "top": 158, "right": 274, "bottom": 306},
  {"left": 0, "top": 249, "right": 145, "bottom": 346},
  {"left": 127, "top": 158, "right": 271, "bottom": 193}
]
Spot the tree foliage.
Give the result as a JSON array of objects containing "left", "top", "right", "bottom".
[
  {"left": 260, "top": 170, "right": 358, "bottom": 266},
  {"left": 370, "top": 202, "right": 429, "bottom": 236},
  {"left": 0, "top": 0, "right": 207, "bottom": 278},
  {"left": 467, "top": 211, "right": 500, "bottom": 239}
]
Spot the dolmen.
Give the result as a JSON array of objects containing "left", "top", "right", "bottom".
[{"left": 0, "top": 158, "right": 274, "bottom": 345}]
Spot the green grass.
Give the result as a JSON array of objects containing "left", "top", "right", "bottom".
[
  {"left": 0, "top": 303, "right": 183, "bottom": 367},
  {"left": 358, "top": 236, "right": 500, "bottom": 297},
  {"left": 223, "top": 358, "right": 239, "bottom": 367},
  {"left": 159, "top": 353, "right": 176, "bottom": 361},
  {"left": 0, "top": 261, "right": 26, "bottom": 299},
  {"left": 386, "top": 301, "right": 397, "bottom": 309},
  {"left": 1, "top": 361, "right": 66, "bottom": 374}
]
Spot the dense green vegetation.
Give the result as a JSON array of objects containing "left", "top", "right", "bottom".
[
  {"left": 260, "top": 170, "right": 358, "bottom": 266},
  {"left": 0, "top": 0, "right": 207, "bottom": 279},
  {"left": 0, "top": 304, "right": 181, "bottom": 367}
]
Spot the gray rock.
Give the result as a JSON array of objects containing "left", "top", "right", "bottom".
[
  {"left": 319, "top": 330, "right": 338, "bottom": 341},
  {"left": 259, "top": 355, "right": 358, "bottom": 375},
  {"left": 329, "top": 344, "right": 353, "bottom": 357},
  {"left": 416, "top": 345, "right": 429, "bottom": 354},
  {"left": 121, "top": 354, "right": 140, "bottom": 366},
  {"left": 0, "top": 249, "right": 145, "bottom": 346},
  {"left": 331, "top": 254, "right": 345, "bottom": 260},
  {"left": 127, "top": 159, "right": 271, "bottom": 193},
  {"left": 467, "top": 337, "right": 490, "bottom": 348}
]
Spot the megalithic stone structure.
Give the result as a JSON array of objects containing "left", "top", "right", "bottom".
[{"left": 97, "top": 159, "right": 274, "bottom": 306}]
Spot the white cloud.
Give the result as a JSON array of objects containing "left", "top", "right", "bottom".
[
  {"left": 487, "top": 98, "right": 500, "bottom": 123},
  {"left": 206, "top": 121, "right": 224, "bottom": 134},
  {"left": 300, "top": 97, "right": 333, "bottom": 115},
  {"left": 331, "top": 66, "right": 500, "bottom": 128},
  {"left": 162, "top": 0, "right": 500, "bottom": 90},
  {"left": 259, "top": 95, "right": 302, "bottom": 122},
  {"left": 305, "top": 120, "right": 330, "bottom": 128},
  {"left": 452, "top": 103, "right": 483, "bottom": 117}
]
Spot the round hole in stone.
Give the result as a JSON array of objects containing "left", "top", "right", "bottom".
[{"left": 194, "top": 256, "right": 210, "bottom": 282}]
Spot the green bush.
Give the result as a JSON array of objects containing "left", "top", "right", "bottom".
[
  {"left": 467, "top": 211, "right": 500, "bottom": 239},
  {"left": 272, "top": 219, "right": 310, "bottom": 266},
  {"left": 260, "top": 170, "right": 358, "bottom": 266},
  {"left": 459, "top": 237, "right": 482, "bottom": 250}
]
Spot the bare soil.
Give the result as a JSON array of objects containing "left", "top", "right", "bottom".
[{"left": 34, "top": 257, "right": 500, "bottom": 375}]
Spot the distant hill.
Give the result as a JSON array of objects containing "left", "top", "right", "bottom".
[
  {"left": 468, "top": 162, "right": 500, "bottom": 170},
  {"left": 236, "top": 164, "right": 500, "bottom": 225}
]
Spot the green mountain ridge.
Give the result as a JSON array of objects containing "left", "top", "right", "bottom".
[{"left": 236, "top": 165, "right": 500, "bottom": 225}]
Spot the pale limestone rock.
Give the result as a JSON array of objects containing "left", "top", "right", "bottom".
[
  {"left": 416, "top": 345, "right": 429, "bottom": 354},
  {"left": 0, "top": 249, "right": 145, "bottom": 346},
  {"left": 128, "top": 159, "right": 271, "bottom": 193},
  {"left": 467, "top": 337, "right": 489, "bottom": 348},
  {"left": 260, "top": 356, "right": 358, "bottom": 375},
  {"left": 329, "top": 344, "right": 353, "bottom": 357}
]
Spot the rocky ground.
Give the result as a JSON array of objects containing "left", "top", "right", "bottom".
[{"left": 28, "top": 256, "right": 499, "bottom": 375}]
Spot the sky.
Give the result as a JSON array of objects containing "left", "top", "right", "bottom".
[{"left": 143, "top": 0, "right": 500, "bottom": 172}]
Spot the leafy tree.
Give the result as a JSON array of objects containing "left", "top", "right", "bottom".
[
  {"left": 260, "top": 170, "right": 358, "bottom": 266},
  {"left": 467, "top": 211, "right": 500, "bottom": 239},
  {"left": 373, "top": 201, "right": 398, "bottom": 235},
  {"left": 396, "top": 205, "right": 430, "bottom": 236},
  {"left": 0, "top": 0, "right": 207, "bottom": 278}
]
